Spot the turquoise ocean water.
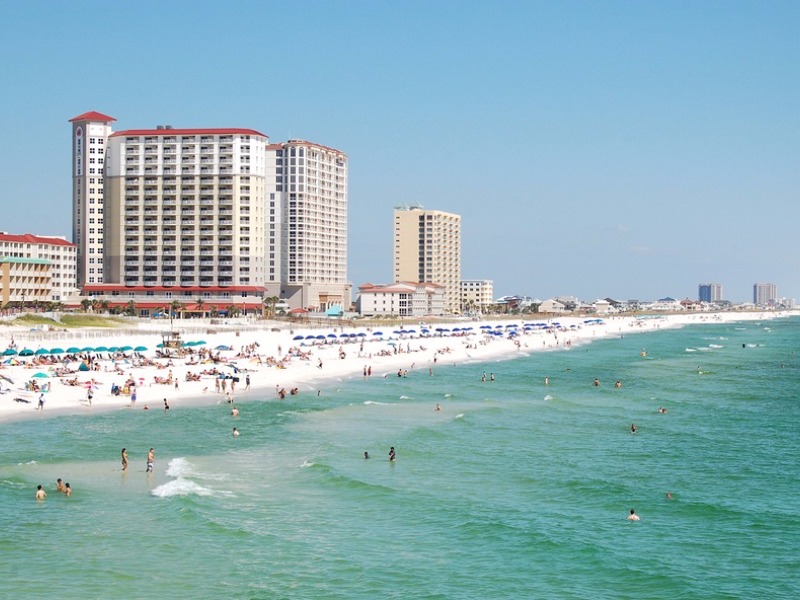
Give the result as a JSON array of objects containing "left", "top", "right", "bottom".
[{"left": 1, "top": 317, "right": 799, "bottom": 599}]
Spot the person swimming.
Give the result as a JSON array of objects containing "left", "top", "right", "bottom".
[
  {"left": 627, "top": 508, "right": 640, "bottom": 521},
  {"left": 630, "top": 423, "right": 638, "bottom": 434}
]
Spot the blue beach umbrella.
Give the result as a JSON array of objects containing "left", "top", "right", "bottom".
[
  {"left": 108, "top": 346, "right": 120, "bottom": 353},
  {"left": 49, "top": 348, "right": 65, "bottom": 354},
  {"left": 120, "top": 346, "right": 133, "bottom": 352},
  {"left": 305, "top": 335, "right": 316, "bottom": 340},
  {"left": 327, "top": 333, "right": 337, "bottom": 338},
  {"left": 2, "top": 348, "right": 17, "bottom": 356},
  {"left": 66, "top": 347, "right": 81, "bottom": 354},
  {"left": 95, "top": 346, "right": 109, "bottom": 353},
  {"left": 293, "top": 335, "right": 305, "bottom": 341},
  {"left": 35, "top": 348, "right": 49, "bottom": 355},
  {"left": 372, "top": 331, "right": 383, "bottom": 336},
  {"left": 32, "top": 372, "right": 50, "bottom": 378},
  {"left": 357, "top": 332, "right": 366, "bottom": 337},
  {"left": 19, "top": 349, "right": 34, "bottom": 356},
  {"left": 134, "top": 346, "right": 148, "bottom": 352},
  {"left": 81, "top": 346, "right": 94, "bottom": 352}
]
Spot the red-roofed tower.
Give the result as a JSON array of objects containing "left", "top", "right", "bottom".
[{"left": 69, "top": 110, "right": 116, "bottom": 287}]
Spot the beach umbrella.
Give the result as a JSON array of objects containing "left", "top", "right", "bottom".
[
  {"left": 327, "top": 333, "right": 337, "bottom": 338},
  {"left": 19, "top": 349, "right": 34, "bottom": 356},
  {"left": 339, "top": 333, "right": 350, "bottom": 338},
  {"left": 357, "top": 332, "right": 366, "bottom": 337},
  {"left": 156, "top": 343, "right": 165, "bottom": 348},
  {"left": 195, "top": 341, "right": 207, "bottom": 346},
  {"left": 293, "top": 335, "right": 305, "bottom": 340},
  {"left": 2, "top": 348, "right": 17, "bottom": 356},
  {"left": 32, "top": 372, "right": 50, "bottom": 378},
  {"left": 49, "top": 348, "right": 65, "bottom": 354},
  {"left": 35, "top": 348, "right": 49, "bottom": 355},
  {"left": 372, "top": 331, "right": 383, "bottom": 336},
  {"left": 81, "top": 346, "right": 94, "bottom": 352},
  {"left": 387, "top": 341, "right": 397, "bottom": 346},
  {"left": 120, "top": 346, "right": 133, "bottom": 352},
  {"left": 134, "top": 346, "right": 148, "bottom": 352},
  {"left": 315, "top": 335, "right": 326, "bottom": 340},
  {"left": 215, "top": 345, "right": 231, "bottom": 351},
  {"left": 305, "top": 335, "right": 316, "bottom": 340},
  {"left": 393, "top": 330, "right": 402, "bottom": 335},
  {"left": 108, "top": 346, "right": 120, "bottom": 353},
  {"left": 95, "top": 346, "right": 109, "bottom": 353},
  {"left": 66, "top": 347, "right": 80, "bottom": 353}
]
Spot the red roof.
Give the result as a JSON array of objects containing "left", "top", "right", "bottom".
[
  {"left": 110, "top": 128, "right": 267, "bottom": 139},
  {"left": 82, "top": 284, "right": 266, "bottom": 293},
  {"left": 0, "top": 233, "right": 75, "bottom": 247},
  {"left": 69, "top": 111, "right": 116, "bottom": 123}
]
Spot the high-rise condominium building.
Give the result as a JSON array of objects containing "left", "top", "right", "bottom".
[
  {"left": 266, "top": 140, "right": 350, "bottom": 311},
  {"left": 69, "top": 111, "right": 116, "bottom": 287},
  {"left": 753, "top": 283, "right": 777, "bottom": 306},
  {"left": 103, "top": 125, "right": 268, "bottom": 291},
  {"left": 393, "top": 207, "right": 461, "bottom": 314},
  {"left": 698, "top": 283, "right": 722, "bottom": 303},
  {"left": 69, "top": 111, "right": 349, "bottom": 313}
]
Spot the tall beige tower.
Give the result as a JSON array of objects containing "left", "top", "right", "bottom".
[
  {"left": 69, "top": 111, "right": 116, "bottom": 287},
  {"left": 393, "top": 206, "right": 461, "bottom": 314}
]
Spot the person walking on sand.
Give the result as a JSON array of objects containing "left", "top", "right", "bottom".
[
  {"left": 37, "top": 393, "right": 45, "bottom": 410},
  {"left": 146, "top": 448, "right": 155, "bottom": 473},
  {"left": 121, "top": 448, "right": 128, "bottom": 471}
]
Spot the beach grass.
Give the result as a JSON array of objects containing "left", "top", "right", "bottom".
[{"left": 1, "top": 314, "right": 128, "bottom": 328}]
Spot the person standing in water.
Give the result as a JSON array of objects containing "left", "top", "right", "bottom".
[
  {"left": 388, "top": 447, "right": 396, "bottom": 461},
  {"left": 121, "top": 448, "right": 128, "bottom": 471},
  {"left": 146, "top": 448, "right": 155, "bottom": 473}
]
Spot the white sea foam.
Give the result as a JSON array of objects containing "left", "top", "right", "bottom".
[
  {"left": 300, "top": 460, "right": 315, "bottom": 468},
  {"left": 685, "top": 348, "right": 697, "bottom": 352},
  {"left": 151, "top": 478, "right": 214, "bottom": 498},
  {"left": 363, "top": 400, "right": 388, "bottom": 406},
  {"left": 444, "top": 393, "right": 453, "bottom": 398},
  {"left": 544, "top": 394, "right": 554, "bottom": 401},
  {"left": 709, "top": 344, "right": 723, "bottom": 349},
  {"left": 399, "top": 395, "right": 413, "bottom": 400},
  {"left": 455, "top": 413, "right": 465, "bottom": 419}
]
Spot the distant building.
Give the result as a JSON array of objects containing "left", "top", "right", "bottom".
[
  {"left": 394, "top": 206, "right": 461, "bottom": 314},
  {"left": 357, "top": 281, "right": 445, "bottom": 317},
  {"left": 753, "top": 283, "right": 777, "bottom": 306},
  {"left": 0, "top": 232, "right": 78, "bottom": 305},
  {"left": 698, "top": 283, "right": 723, "bottom": 303},
  {"left": 538, "top": 298, "right": 568, "bottom": 314},
  {"left": 460, "top": 280, "right": 493, "bottom": 314}
]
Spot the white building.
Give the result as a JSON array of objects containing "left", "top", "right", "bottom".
[
  {"left": 357, "top": 282, "right": 445, "bottom": 317},
  {"left": 753, "top": 283, "right": 777, "bottom": 306},
  {"left": 69, "top": 111, "right": 349, "bottom": 312},
  {"left": 394, "top": 207, "right": 461, "bottom": 314},
  {"left": 0, "top": 233, "right": 78, "bottom": 305},
  {"left": 103, "top": 125, "right": 269, "bottom": 292},
  {"left": 461, "top": 279, "right": 493, "bottom": 314},
  {"left": 69, "top": 111, "right": 116, "bottom": 287},
  {"left": 266, "top": 140, "right": 350, "bottom": 312},
  {"left": 538, "top": 298, "right": 568, "bottom": 314}
]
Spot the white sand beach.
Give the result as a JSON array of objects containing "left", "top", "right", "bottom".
[{"left": 0, "top": 311, "right": 791, "bottom": 422}]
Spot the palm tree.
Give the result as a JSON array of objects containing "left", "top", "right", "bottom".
[
  {"left": 210, "top": 304, "right": 219, "bottom": 317},
  {"left": 195, "top": 298, "right": 206, "bottom": 318},
  {"left": 125, "top": 300, "right": 137, "bottom": 316},
  {"left": 226, "top": 304, "right": 240, "bottom": 318},
  {"left": 169, "top": 300, "right": 183, "bottom": 330},
  {"left": 80, "top": 298, "right": 92, "bottom": 312},
  {"left": 262, "top": 295, "right": 280, "bottom": 319}
]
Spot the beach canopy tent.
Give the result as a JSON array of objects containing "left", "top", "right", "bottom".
[{"left": 326, "top": 306, "right": 343, "bottom": 317}]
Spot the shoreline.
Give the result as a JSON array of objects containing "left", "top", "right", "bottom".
[{"left": 1, "top": 310, "right": 795, "bottom": 425}]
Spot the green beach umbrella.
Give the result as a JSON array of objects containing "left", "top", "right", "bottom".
[
  {"left": 19, "top": 349, "right": 34, "bottom": 356},
  {"left": 81, "top": 347, "right": 94, "bottom": 353},
  {"left": 67, "top": 347, "right": 81, "bottom": 353},
  {"left": 49, "top": 348, "right": 65, "bottom": 354},
  {"left": 2, "top": 348, "right": 17, "bottom": 356},
  {"left": 120, "top": 346, "right": 133, "bottom": 352},
  {"left": 108, "top": 346, "right": 120, "bottom": 353},
  {"left": 134, "top": 346, "right": 148, "bottom": 352},
  {"left": 32, "top": 372, "right": 50, "bottom": 378},
  {"left": 94, "top": 346, "right": 109, "bottom": 352},
  {"left": 35, "top": 348, "right": 49, "bottom": 355}
]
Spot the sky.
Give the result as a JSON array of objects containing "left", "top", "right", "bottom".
[{"left": 0, "top": 1, "right": 798, "bottom": 302}]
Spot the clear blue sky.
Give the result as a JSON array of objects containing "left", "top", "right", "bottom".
[{"left": 1, "top": 1, "right": 798, "bottom": 302}]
